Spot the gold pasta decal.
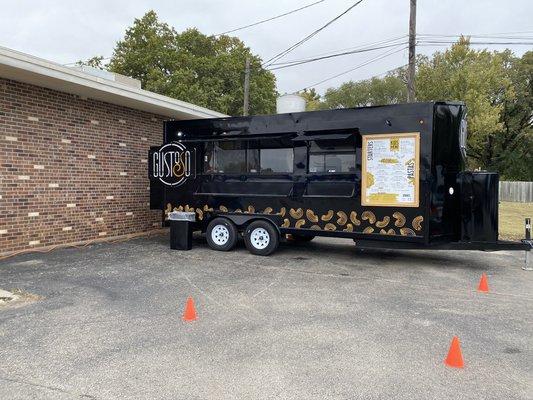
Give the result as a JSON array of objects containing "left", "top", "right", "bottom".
[
  {"left": 289, "top": 208, "right": 303, "bottom": 219},
  {"left": 400, "top": 227, "right": 416, "bottom": 236},
  {"left": 324, "top": 223, "right": 336, "bottom": 231},
  {"left": 187, "top": 204, "right": 421, "bottom": 237},
  {"left": 361, "top": 211, "right": 376, "bottom": 224},
  {"left": 375, "top": 216, "right": 390, "bottom": 228},
  {"left": 393, "top": 212, "right": 406, "bottom": 227},
  {"left": 350, "top": 211, "right": 361, "bottom": 226},
  {"left": 336, "top": 211, "right": 348, "bottom": 226},
  {"left": 295, "top": 219, "right": 306, "bottom": 228},
  {"left": 196, "top": 208, "right": 203, "bottom": 220},
  {"left": 306, "top": 209, "right": 319, "bottom": 223},
  {"left": 343, "top": 223, "right": 354, "bottom": 232},
  {"left": 412, "top": 216, "right": 424, "bottom": 231},
  {"left": 321, "top": 210, "right": 334, "bottom": 222}
]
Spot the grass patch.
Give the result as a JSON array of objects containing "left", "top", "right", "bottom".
[{"left": 499, "top": 202, "right": 533, "bottom": 240}]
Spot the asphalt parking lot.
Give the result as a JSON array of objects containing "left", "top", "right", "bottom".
[{"left": 0, "top": 233, "right": 532, "bottom": 399}]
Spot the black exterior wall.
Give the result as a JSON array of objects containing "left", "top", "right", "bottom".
[{"left": 149, "top": 101, "right": 510, "bottom": 248}]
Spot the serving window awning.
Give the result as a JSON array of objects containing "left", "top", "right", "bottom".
[
  {"left": 176, "top": 132, "right": 297, "bottom": 142},
  {"left": 292, "top": 132, "right": 356, "bottom": 141}
]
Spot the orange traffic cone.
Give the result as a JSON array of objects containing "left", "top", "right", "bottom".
[
  {"left": 444, "top": 336, "right": 464, "bottom": 368},
  {"left": 182, "top": 297, "right": 197, "bottom": 322},
  {"left": 477, "top": 273, "right": 489, "bottom": 293}
]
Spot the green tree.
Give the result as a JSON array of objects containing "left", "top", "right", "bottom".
[
  {"left": 319, "top": 71, "right": 407, "bottom": 109},
  {"left": 107, "top": 11, "right": 276, "bottom": 116},
  {"left": 76, "top": 55, "right": 105, "bottom": 69},
  {"left": 416, "top": 39, "right": 532, "bottom": 180},
  {"left": 310, "top": 40, "right": 532, "bottom": 179},
  {"left": 492, "top": 51, "right": 532, "bottom": 180},
  {"left": 416, "top": 38, "right": 509, "bottom": 170},
  {"left": 299, "top": 88, "right": 322, "bottom": 111}
]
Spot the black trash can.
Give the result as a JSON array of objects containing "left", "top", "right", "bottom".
[{"left": 169, "top": 211, "right": 196, "bottom": 250}]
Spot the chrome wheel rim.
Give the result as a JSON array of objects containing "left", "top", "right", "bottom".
[
  {"left": 211, "top": 224, "right": 230, "bottom": 246},
  {"left": 250, "top": 227, "right": 270, "bottom": 249}
]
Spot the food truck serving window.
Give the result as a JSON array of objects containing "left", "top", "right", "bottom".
[
  {"left": 204, "top": 138, "right": 293, "bottom": 174},
  {"left": 205, "top": 141, "right": 246, "bottom": 173},
  {"left": 308, "top": 139, "right": 356, "bottom": 173},
  {"left": 248, "top": 137, "right": 294, "bottom": 174}
]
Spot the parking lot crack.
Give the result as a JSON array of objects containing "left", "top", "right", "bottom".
[{"left": 0, "top": 375, "right": 97, "bottom": 399}]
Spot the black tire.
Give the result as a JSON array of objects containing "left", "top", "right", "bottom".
[
  {"left": 244, "top": 220, "right": 279, "bottom": 256},
  {"left": 206, "top": 218, "right": 238, "bottom": 251},
  {"left": 287, "top": 234, "right": 315, "bottom": 242}
]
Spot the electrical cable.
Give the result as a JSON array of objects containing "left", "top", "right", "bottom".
[
  {"left": 268, "top": 35, "right": 407, "bottom": 65},
  {"left": 418, "top": 33, "right": 533, "bottom": 40},
  {"left": 215, "top": 0, "right": 326, "bottom": 36},
  {"left": 298, "top": 45, "right": 407, "bottom": 91},
  {"left": 262, "top": 0, "right": 366, "bottom": 67},
  {"left": 417, "top": 40, "right": 533, "bottom": 46},
  {"left": 267, "top": 41, "right": 408, "bottom": 71},
  {"left": 64, "top": 1, "right": 327, "bottom": 66}
]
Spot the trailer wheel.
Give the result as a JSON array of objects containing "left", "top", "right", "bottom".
[
  {"left": 287, "top": 234, "right": 315, "bottom": 242},
  {"left": 244, "top": 220, "right": 279, "bottom": 256},
  {"left": 206, "top": 218, "right": 238, "bottom": 252}
]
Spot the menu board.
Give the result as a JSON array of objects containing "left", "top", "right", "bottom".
[{"left": 361, "top": 132, "right": 420, "bottom": 207}]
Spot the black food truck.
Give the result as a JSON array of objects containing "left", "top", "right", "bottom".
[{"left": 149, "top": 101, "right": 532, "bottom": 265}]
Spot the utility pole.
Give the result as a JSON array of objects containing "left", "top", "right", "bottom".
[
  {"left": 243, "top": 57, "right": 250, "bottom": 116},
  {"left": 407, "top": 0, "right": 417, "bottom": 103}
]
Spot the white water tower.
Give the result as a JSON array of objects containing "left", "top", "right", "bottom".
[{"left": 276, "top": 94, "right": 306, "bottom": 114}]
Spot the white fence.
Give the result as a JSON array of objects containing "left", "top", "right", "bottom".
[{"left": 499, "top": 181, "right": 533, "bottom": 203}]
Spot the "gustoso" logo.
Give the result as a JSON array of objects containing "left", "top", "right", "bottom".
[{"left": 152, "top": 143, "right": 194, "bottom": 186}]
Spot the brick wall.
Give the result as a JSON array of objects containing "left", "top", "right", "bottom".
[{"left": 0, "top": 78, "right": 165, "bottom": 255}]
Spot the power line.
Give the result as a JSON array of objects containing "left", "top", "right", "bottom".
[
  {"left": 64, "top": 1, "right": 327, "bottom": 66},
  {"left": 418, "top": 33, "right": 533, "bottom": 40},
  {"left": 262, "top": 0, "right": 366, "bottom": 67},
  {"left": 266, "top": 32, "right": 532, "bottom": 72},
  {"left": 268, "top": 35, "right": 407, "bottom": 66},
  {"left": 298, "top": 62, "right": 408, "bottom": 95},
  {"left": 298, "top": 45, "right": 408, "bottom": 91},
  {"left": 64, "top": 28, "right": 533, "bottom": 67},
  {"left": 215, "top": 0, "right": 326, "bottom": 36},
  {"left": 267, "top": 31, "right": 533, "bottom": 68},
  {"left": 267, "top": 42, "right": 408, "bottom": 71},
  {"left": 417, "top": 40, "right": 533, "bottom": 45}
]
